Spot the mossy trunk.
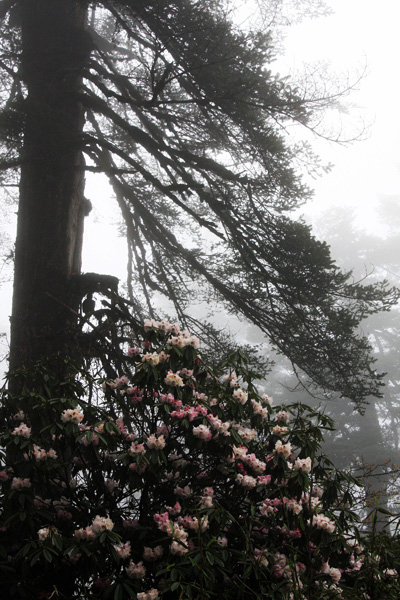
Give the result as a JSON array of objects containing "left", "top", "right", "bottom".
[{"left": 9, "top": 0, "right": 90, "bottom": 377}]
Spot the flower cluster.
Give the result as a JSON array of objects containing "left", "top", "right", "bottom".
[
  {"left": 60, "top": 408, "right": 84, "bottom": 424},
  {"left": 12, "top": 422, "right": 31, "bottom": 438},
  {"left": 0, "top": 319, "right": 399, "bottom": 600}
]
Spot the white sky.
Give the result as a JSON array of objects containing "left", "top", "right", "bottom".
[
  {"left": 1, "top": 0, "right": 400, "bottom": 367},
  {"left": 280, "top": 0, "right": 400, "bottom": 229}
]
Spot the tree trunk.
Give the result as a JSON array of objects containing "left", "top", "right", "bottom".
[{"left": 9, "top": 0, "right": 90, "bottom": 375}]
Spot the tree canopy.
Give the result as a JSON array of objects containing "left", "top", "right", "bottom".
[{"left": 0, "top": 0, "right": 397, "bottom": 404}]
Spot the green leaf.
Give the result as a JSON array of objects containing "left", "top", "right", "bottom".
[
  {"left": 114, "top": 584, "right": 123, "bottom": 600},
  {"left": 30, "top": 551, "right": 42, "bottom": 567},
  {"left": 170, "top": 582, "right": 180, "bottom": 591},
  {"left": 122, "top": 583, "right": 136, "bottom": 598},
  {"left": 43, "top": 549, "right": 53, "bottom": 563},
  {"left": 206, "top": 552, "right": 214, "bottom": 565}
]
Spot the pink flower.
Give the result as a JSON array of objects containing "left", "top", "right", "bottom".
[
  {"left": 128, "top": 347, "right": 141, "bottom": 356},
  {"left": 154, "top": 512, "right": 171, "bottom": 533},
  {"left": 284, "top": 498, "right": 302, "bottom": 515},
  {"left": 257, "top": 475, "right": 271, "bottom": 486},
  {"left": 123, "top": 518, "right": 139, "bottom": 530},
  {"left": 104, "top": 478, "right": 119, "bottom": 493},
  {"left": 243, "top": 453, "right": 266, "bottom": 474},
  {"left": 113, "top": 541, "right": 131, "bottom": 559},
  {"left": 146, "top": 434, "right": 166, "bottom": 450},
  {"left": 129, "top": 462, "right": 147, "bottom": 474},
  {"left": 137, "top": 586, "right": 160, "bottom": 599},
  {"left": 10, "top": 477, "right": 31, "bottom": 490},
  {"left": 312, "top": 514, "right": 335, "bottom": 533},
  {"left": 192, "top": 425, "right": 212, "bottom": 441},
  {"left": 174, "top": 485, "right": 192, "bottom": 498},
  {"left": 0, "top": 471, "right": 9, "bottom": 482},
  {"left": 129, "top": 442, "right": 146, "bottom": 455},
  {"left": 143, "top": 546, "right": 163, "bottom": 561},
  {"left": 126, "top": 560, "right": 146, "bottom": 579},
  {"left": 12, "top": 422, "right": 31, "bottom": 438},
  {"left": 114, "top": 376, "right": 130, "bottom": 388},
  {"left": 166, "top": 502, "right": 181, "bottom": 515},
  {"left": 74, "top": 526, "right": 96, "bottom": 541}
]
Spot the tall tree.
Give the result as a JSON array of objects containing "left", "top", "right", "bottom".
[{"left": 0, "top": 0, "right": 396, "bottom": 404}]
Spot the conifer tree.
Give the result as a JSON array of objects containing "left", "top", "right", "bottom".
[{"left": 0, "top": 0, "right": 396, "bottom": 404}]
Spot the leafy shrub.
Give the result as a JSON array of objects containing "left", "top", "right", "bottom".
[{"left": 0, "top": 320, "right": 399, "bottom": 599}]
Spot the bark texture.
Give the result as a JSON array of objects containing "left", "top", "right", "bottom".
[{"left": 10, "top": 0, "right": 90, "bottom": 374}]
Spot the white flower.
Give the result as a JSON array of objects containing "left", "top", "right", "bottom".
[
  {"left": 272, "top": 425, "right": 289, "bottom": 437},
  {"left": 285, "top": 498, "right": 302, "bottom": 515},
  {"left": 233, "top": 388, "right": 248, "bottom": 405},
  {"left": 137, "top": 589, "right": 159, "bottom": 600},
  {"left": 251, "top": 399, "right": 268, "bottom": 418},
  {"left": 294, "top": 457, "right": 312, "bottom": 473},
  {"left": 38, "top": 527, "right": 51, "bottom": 541},
  {"left": 233, "top": 446, "right": 248, "bottom": 460},
  {"left": 275, "top": 411, "right": 290, "bottom": 424},
  {"left": 146, "top": 434, "right": 166, "bottom": 450},
  {"left": 164, "top": 371, "right": 184, "bottom": 387},
  {"left": 170, "top": 539, "right": 189, "bottom": 555},
  {"left": 235, "top": 426, "right": 256, "bottom": 443},
  {"left": 144, "top": 319, "right": 160, "bottom": 328},
  {"left": 262, "top": 394, "right": 273, "bottom": 405},
  {"left": 312, "top": 514, "right": 335, "bottom": 533},
  {"left": 91, "top": 515, "right": 114, "bottom": 534},
  {"left": 61, "top": 408, "right": 84, "bottom": 424},
  {"left": 236, "top": 474, "right": 257, "bottom": 489},
  {"left": 329, "top": 567, "right": 342, "bottom": 583},
  {"left": 274, "top": 440, "right": 292, "bottom": 459},
  {"left": 187, "top": 516, "right": 209, "bottom": 532},
  {"left": 169, "top": 332, "right": 200, "bottom": 349},
  {"left": 217, "top": 536, "right": 228, "bottom": 547},
  {"left": 142, "top": 352, "right": 160, "bottom": 365}
]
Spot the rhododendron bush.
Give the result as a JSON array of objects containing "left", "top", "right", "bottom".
[{"left": 0, "top": 321, "right": 399, "bottom": 599}]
